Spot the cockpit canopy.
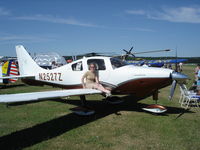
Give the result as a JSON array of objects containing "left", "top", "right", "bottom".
[{"left": 110, "top": 57, "right": 127, "bottom": 69}]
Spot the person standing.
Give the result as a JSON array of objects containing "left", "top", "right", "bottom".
[
  {"left": 178, "top": 62, "right": 183, "bottom": 72},
  {"left": 195, "top": 64, "right": 200, "bottom": 81}
]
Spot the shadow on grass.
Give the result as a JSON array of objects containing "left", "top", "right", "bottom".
[
  {"left": 0, "top": 96, "right": 193, "bottom": 150},
  {"left": 0, "top": 84, "right": 26, "bottom": 89},
  {"left": 7, "top": 100, "right": 44, "bottom": 106}
]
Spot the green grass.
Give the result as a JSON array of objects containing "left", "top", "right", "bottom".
[{"left": 0, "top": 65, "right": 199, "bottom": 150}]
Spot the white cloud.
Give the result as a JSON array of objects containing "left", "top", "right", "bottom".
[
  {"left": 0, "top": 7, "right": 11, "bottom": 16},
  {"left": 126, "top": 6, "right": 200, "bottom": 23},
  {"left": 125, "top": 10, "right": 146, "bottom": 15},
  {"left": 15, "top": 15, "right": 102, "bottom": 27},
  {"left": 0, "top": 34, "right": 55, "bottom": 43},
  {"left": 116, "top": 27, "right": 154, "bottom": 32},
  {"left": 149, "top": 6, "right": 200, "bottom": 23}
]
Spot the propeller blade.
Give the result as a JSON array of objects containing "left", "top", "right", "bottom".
[
  {"left": 123, "top": 49, "right": 129, "bottom": 53},
  {"left": 169, "top": 80, "right": 177, "bottom": 100},
  {"left": 133, "top": 49, "right": 171, "bottom": 55},
  {"left": 129, "top": 47, "right": 133, "bottom": 53}
]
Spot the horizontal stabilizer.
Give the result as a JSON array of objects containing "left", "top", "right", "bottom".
[{"left": 0, "top": 89, "right": 102, "bottom": 103}]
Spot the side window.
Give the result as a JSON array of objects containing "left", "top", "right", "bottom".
[
  {"left": 87, "top": 59, "right": 106, "bottom": 70},
  {"left": 72, "top": 61, "right": 83, "bottom": 71}
]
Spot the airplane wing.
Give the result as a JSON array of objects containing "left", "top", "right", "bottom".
[
  {"left": 0, "top": 75, "right": 35, "bottom": 79},
  {"left": 0, "top": 89, "right": 102, "bottom": 103}
]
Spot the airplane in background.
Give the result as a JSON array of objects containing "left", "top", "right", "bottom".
[
  {"left": 0, "top": 56, "right": 17, "bottom": 62},
  {"left": 121, "top": 47, "right": 187, "bottom": 68},
  {"left": 128, "top": 59, "right": 188, "bottom": 67},
  {"left": 0, "top": 45, "right": 188, "bottom": 115},
  {"left": 0, "top": 60, "right": 19, "bottom": 84}
]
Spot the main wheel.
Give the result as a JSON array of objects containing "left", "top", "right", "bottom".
[{"left": 105, "top": 96, "right": 124, "bottom": 104}]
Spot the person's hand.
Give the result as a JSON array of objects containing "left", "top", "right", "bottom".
[{"left": 82, "top": 84, "right": 86, "bottom": 88}]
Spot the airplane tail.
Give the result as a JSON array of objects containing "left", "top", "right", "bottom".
[
  {"left": 0, "top": 60, "right": 18, "bottom": 83},
  {"left": 16, "top": 45, "right": 44, "bottom": 76},
  {"left": 8, "top": 61, "right": 19, "bottom": 83}
]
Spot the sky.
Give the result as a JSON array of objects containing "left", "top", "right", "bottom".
[{"left": 0, "top": 0, "right": 200, "bottom": 57}]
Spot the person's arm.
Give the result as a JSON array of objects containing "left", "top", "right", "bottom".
[
  {"left": 95, "top": 72, "right": 100, "bottom": 84},
  {"left": 81, "top": 72, "right": 87, "bottom": 88},
  {"left": 95, "top": 76, "right": 100, "bottom": 84}
]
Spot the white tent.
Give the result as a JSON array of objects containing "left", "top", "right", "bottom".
[{"left": 33, "top": 52, "right": 67, "bottom": 68}]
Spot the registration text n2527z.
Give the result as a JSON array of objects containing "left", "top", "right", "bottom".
[{"left": 39, "top": 73, "right": 63, "bottom": 81}]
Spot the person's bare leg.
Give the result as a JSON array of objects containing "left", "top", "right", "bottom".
[
  {"left": 97, "top": 84, "right": 110, "bottom": 94},
  {"left": 93, "top": 83, "right": 110, "bottom": 94}
]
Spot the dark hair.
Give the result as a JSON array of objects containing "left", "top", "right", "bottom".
[{"left": 197, "top": 64, "right": 200, "bottom": 66}]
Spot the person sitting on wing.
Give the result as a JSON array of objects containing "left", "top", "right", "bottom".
[{"left": 82, "top": 63, "right": 111, "bottom": 97}]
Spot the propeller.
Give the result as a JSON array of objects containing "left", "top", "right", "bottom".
[
  {"left": 123, "top": 47, "right": 134, "bottom": 60},
  {"left": 168, "top": 72, "right": 188, "bottom": 100},
  {"left": 168, "top": 47, "right": 186, "bottom": 100}
]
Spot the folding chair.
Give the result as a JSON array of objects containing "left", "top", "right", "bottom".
[
  {"left": 179, "top": 86, "right": 185, "bottom": 103},
  {"left": 179, "top": 84, "right": 199, "bottom": 109}
]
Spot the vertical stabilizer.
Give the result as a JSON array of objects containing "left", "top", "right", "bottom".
[
  {"left": 16, "top": 45, "right": 43, "bottom": 75},
  {"left": 8, "top": 61, "right": 18, "bottom": 83}
]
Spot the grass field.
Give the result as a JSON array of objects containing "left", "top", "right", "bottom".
[{"left": 0, "top": 65, "right": 199, "bottom": 150}]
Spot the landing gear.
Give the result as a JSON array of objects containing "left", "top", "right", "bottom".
[
  {"left": 71, "top": 95, "right": 124, "bottom": 116},
  {"left": 71, "top": 95, "right": 95, "bottom": 116},
  {"left": 152, "top": 90, "right": 159, "bottom": 104},
  {"left": 80, "top": 95, "right": 87, "bottom": 106},
  {"left": 105, "top": 96, "right": 124, "bottom": 104}
]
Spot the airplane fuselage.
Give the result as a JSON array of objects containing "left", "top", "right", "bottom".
[{"left": 21, "top": 56, "right": 173, "bottom": 98}]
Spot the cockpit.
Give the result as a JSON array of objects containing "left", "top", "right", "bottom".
[
  {"left": 71, "top": 57, "right": 128, "bottom": 72},
  {"left": 110, "top": 57, "right": 127, "bottom": 69}
]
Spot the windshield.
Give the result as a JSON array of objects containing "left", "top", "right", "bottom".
[{"left": 110, "top": 58, "right": 127, "bottom": 69}]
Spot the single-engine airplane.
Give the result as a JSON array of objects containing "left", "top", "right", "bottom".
[{"left": 0, "top": 45, "right": 188, "bottom": 115}]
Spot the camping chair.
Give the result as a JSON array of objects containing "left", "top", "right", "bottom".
[
  {"left": 179, "top": 84, "right": 199, "bottom": 109},
  {"left": 179, "top": 85, "right": 185, "bottom": 103},
  {"left": 179, "top": 84, "right": 195, "bottom": 103}
]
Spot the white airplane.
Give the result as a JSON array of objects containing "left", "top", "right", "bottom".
[{"left": 0, "top": 45, "right": 188, "bottom": 115}]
